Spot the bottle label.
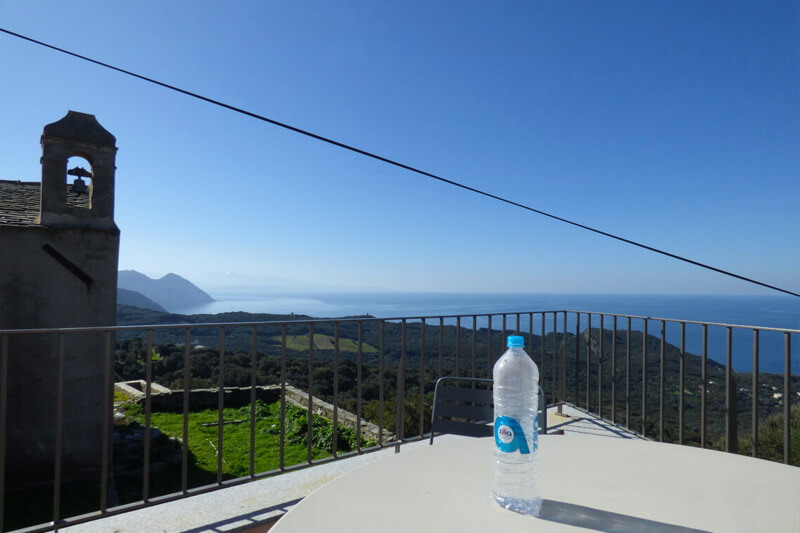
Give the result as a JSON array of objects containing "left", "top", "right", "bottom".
[{"left": 495, "top": 415, "right": 537, "bottom": 454}]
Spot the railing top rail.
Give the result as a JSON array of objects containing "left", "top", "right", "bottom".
[
  {"left": 563, "top": 310, "right": 800, "bottom": 334},
  {"left": 0, "top": 311, "right": 567, "bottom": 335},
  {"left": 0, "top": 309, "right": 797, "bottom": 335}
]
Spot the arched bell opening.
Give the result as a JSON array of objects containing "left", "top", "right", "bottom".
[{"left": 66, "top": 155, "right": 93, "bottom": 209}]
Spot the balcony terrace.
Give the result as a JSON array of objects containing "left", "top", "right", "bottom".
[{"left": 0, "top": 309, "right": 797, "bottom": 532}]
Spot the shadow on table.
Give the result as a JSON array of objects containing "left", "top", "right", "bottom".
[
  {"left": 547, "top": 414, "right": 636, "bottom": 439},
  {"left": 539, "top": 500, "right": 711, "bottom": 533},
  {"left": 181, "top": 497, "right": 304, "bottom": 533}
]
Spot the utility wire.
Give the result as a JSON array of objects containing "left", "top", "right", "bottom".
[{"left": 3, "top": 27, "right": 798, "bottom": 299}]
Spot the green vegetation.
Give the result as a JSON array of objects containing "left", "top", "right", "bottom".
[
  {"left": 276, "top": 333, "right": 377, "bottom": 353},
  {"left": 121, "top": 400, "right": 372, "bottom": 479},
  {"left": 738, "top": 406, "right": 800, "bottom": 465},
  {"left": 114, "top": 389, "right": 129, "bottom": 403}
]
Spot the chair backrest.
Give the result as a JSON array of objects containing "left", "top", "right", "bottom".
[
  {"left": 430, "top": 377, "right": 548, "bottom": 444},
  {"left": 429, "top": 377, "right": 494, "bottom": 444}
]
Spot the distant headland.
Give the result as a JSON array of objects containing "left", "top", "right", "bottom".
[{"left": 117, "top": 270, "right": 214, "bottom": 313}]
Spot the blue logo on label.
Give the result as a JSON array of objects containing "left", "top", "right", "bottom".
[{"left": 495, "top": 416, "right": 530, "bottom": 454}]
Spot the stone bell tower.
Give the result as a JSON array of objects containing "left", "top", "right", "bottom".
[
  {"left": 0, "top": 111, "right": 120, "bottom": 489},
  {"left": 38, "top": 110, "right": 117, "bottom": 229}
]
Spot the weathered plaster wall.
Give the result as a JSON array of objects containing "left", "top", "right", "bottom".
[{"left": 1, "top": 224, "right": 119, "bottom": 485}]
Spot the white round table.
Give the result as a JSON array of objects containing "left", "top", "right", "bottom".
[{"left": 271, "top": 434, "right": 800, "bottom": 532}]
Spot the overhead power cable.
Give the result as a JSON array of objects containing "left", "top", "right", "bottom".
[{"left": 2, "top": 27, "right": 798, "bottom": 299}]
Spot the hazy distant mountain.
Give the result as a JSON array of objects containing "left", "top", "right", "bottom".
[
  {"left": 118, "top": 270, "right": 214, "bottom": 312},
  {"left": 117, "top": 288, "right": 168, "bottom": 313}
]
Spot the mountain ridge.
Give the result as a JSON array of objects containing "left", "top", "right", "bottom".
[
  {"left": 118, "top": 270, "right": 214, "bottom": 312},
  {"left": 117, "top": 288, "right": 168, "bottom": 312}
]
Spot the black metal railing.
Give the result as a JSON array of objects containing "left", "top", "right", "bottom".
[
  {"left": 0, "top": 310, "right": 796, "bottom": 532},
  {"left": 563, "top": 311, "right": 797, "bottom": 459}
]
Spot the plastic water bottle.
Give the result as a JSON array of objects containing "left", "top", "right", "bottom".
[{"left": 492, "top": 335, "right": 542, "bottom": 516}]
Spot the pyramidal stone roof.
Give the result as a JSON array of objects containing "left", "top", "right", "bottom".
[
  {"left": 0, "top": 180, "right": 90, "bottom": 227},
  {"left": 43, "top": 111, "right": 116, "bottom": 147}
]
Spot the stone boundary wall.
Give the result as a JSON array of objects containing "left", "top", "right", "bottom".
[
  {"left": 282, "top": 385, "right": 394, "bottom": 443},
  {"left": 116, "top": 381, "right": 393, "bottom": 443}
]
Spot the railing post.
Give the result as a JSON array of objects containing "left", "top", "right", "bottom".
[
  {"left": 626, "top": 317, "right": 631, "bottom": 430},
  {"left": 471, "top": 316, "right": 477, "bottom": 379},
  {"left": 586, "top": 313, "right": 591, "bottom": 411},
  {"left": 725, "top": 327, "right": 735, "bottom": 454},
  {"left": 679, "top": 323, "right": 685, "bottom": 446},
  {"left": 144, "top": 330, "right": 153, "bottom": 498},
  {"left": 357, "top": 321, "right": 364, "bottom": 451},
  {"left": 455, "top": 316, "right": 461, "bottom": 375},
  {"left": 784, "top": 333, "right": 791, "bottom": 465},
  {"left": 560, "top": 311, "right": 567, "bottom": 413},
  {"left": 487, "top": 315, "right": 492, "bottom": 378},
  {"left": 575, "top": 313, "right": 580, "bottom": 409},
  {"left": 540, "top": 314, "right": 545, "bottom": 397},
  {"left": 217, "top": 327, "right": 226, "bottom": 484},
  {"left": 251, "top": 326, "right": 258, "bottom": 474},
  {"left": 333, "top": 322, "right": 340, "bottom": 458},
  {"left": 642, "top": 319, "right": 648, "bottom": 438},
  {"left": 659, "top": 320, "right": 665, "bottom": 442},
  {"left": 395, "top": 319, "right": 406, "bottom": 452},
  {"left": 306, "top": 324, "right": 314, "bottom": 464},
  {"left": 101, "top": 331, "right": 112, "bottom": 511},
  {"left": 599, "top": 314, "right": 604, "bottom": 419},
  {"left": 751, "top": 329, "right": 758, "bottom": 458},
  {"left": 420, "top": 318, "right": 427, "bottom": 438},
  {"left": 379, "top": 321, "right": 385, "bottom": 447},
  {"left": 182, "top": 329, "right": 191, "bottom": 492},
  {"left": 701, "top": 324, "right": 708, "bottom": 448},
  {"left": 438, "top": 317, "right": 444, "bottom": 378},
  {"left": 280, "top": 324, "right": 287, "bottom": 468},
  {"left": 612, "top": 315, "right": 617, "bottom": 425},
  {"left": 552, "top": 312, "right": 557, "bottom": 402},
  {"left": 528, "top": 313, "right": 534, "bottom": 372},
  {"left": 53, "top": 333, "right": 65, "bottom": 524}
]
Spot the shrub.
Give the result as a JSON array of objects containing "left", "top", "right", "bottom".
[
  {"left": 739, "top": 405, "right": 800, "bottom": 466},
  {"left": 285, "top": 403, "right": 374, "bottom": 452}
]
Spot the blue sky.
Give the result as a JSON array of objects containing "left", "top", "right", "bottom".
[{"left": 2, "top": 1, "right": 798, "bottom": 295}]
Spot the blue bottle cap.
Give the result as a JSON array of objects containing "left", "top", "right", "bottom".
[{"left": 507, "top": 335, "right": 524, "bottom": 348}]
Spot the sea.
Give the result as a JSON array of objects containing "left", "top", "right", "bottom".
[{"left": 173, "top": 292, "right": 800, "bottom": 375}]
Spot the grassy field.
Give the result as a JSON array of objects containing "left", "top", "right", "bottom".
[
  {"left": 125, "top": 401, "right": 331, "bottom": 478},
  {"left": 273, "top": 333, "right": 378, "bottom": 353}
]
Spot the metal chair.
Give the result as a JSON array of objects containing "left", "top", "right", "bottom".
[{"left": 429, "top": 377, "right": 547, "bottom": 444}]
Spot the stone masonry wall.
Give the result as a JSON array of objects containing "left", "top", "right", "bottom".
[{"left": 118, "top": 382, "right": 394, "bottom": 443}]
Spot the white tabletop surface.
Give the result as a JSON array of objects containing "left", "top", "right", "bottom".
[{"left": 271, "top": 434, "right": 800, "bottom": 533}]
